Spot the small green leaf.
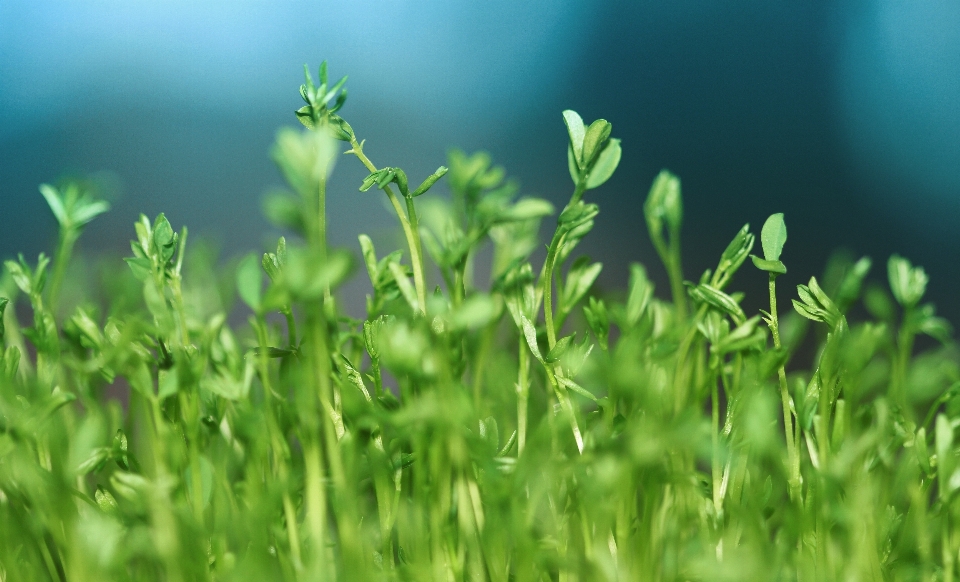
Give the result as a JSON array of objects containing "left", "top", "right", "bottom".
[
  {"left": 760, "top": 213, "right": 787, "bottom": 262},
  {"left": 567, "top": 145, "right": 579, "bottom": 185},
  {"left": 410, "top": 166, "right": 449, "bottom": 197},
  {"left": 585, "top": 138, "right": 621, "bottom": 189},
  {"left": 449, "top": 294, "right": 502, "bottom": 331},
  {"left": 562, "top": 110, "right": 586, "bottom": 166},
  {"left": 888, "top": 254, "right": 928, "bottom": 308},
  {"left": 750, "top": 256, "right": 787, "bottom": 275},
  {"left": 388, "top": 262, "right": 419, "bottom": 313},
  {"left": 497, "top": 198, "right": 555, "bottom": 222},
  {"left": 236, "top": 254, "right": 263, "bottom": 312},
  {"left": 546, "top": 334, "right": 575, "bottom": 363},
  {"left": 520, "top": 315, "right": 544, "bottom": 364},
  {"left": 692, "top": 284, "right": 746, "bottom": 325},
  {"left": 39, "top": 184, "right": 68, "bottom": 226},
  {"left": 625, "top": 263, "right": 653, "bottom": 326},
  {"left": 72, "top": 200, "right": 110, "bottom": 227},
  {"left": 581, "top": 119, "right": 612, "bottom": 165},
  {"left": 644, "top": 171, "right": 682, "bottom": 237},
  {"left": 556, "top": 376, "right": 598, "bottom": 403},
  {"left": 95, "top": 486, "right": 120, "bottom": 515},
  {"left": 561, "top": 258, "right": 602, "bottom": 313},
  {"left": 124, "top": 257, "right": 152, "bottom": 282},
  {"left": 583, "top": 297, "right": 609, "bottom": 350}
]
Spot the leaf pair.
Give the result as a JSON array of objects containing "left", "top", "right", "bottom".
[
  {"left": 888, "top": 255, "right": 928, "bottom": 309},
  {"left": 5, "top": 253, "right": 50, "bottom": 299},
  {"left": 644, "top": 171, "right": 683, "bottom": 238},
  {"left": 360, "top": 166, "right": 449, "bottom": 199},
  {"left": 563, "top": 110, "right": 621, "bottom": 190},
  {"left": 750, "top": 213, "right": 787, "bottom": 275},
  {"left": 792, "top": 277, "right": 843, "bottom": 329},
  {"left": 40, "top": 182, "right": 110, "bottom": 232}
]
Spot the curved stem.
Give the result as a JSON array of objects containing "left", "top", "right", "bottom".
[
  {"left": 768, "top": 273, "right": 801, "bottom": 501},
  {"left": 541, "top": 178, "right": 587, "bottom": 348},
  {"left": 542, "top": 234, "right": 564, "bottom": 349},
  {"left": 348, "top": 138, "right": 427, "bottom": 313}
]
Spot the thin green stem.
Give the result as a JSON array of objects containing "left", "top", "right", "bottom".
[
  {"left": 48, "top": 229, "right": 77, "bottom": 317},
  {"left": 712, "top": 370, "right": 721, "bottom": 515},
  {"left": 348, "top": 137, "right": 427, "bottom": 313},
  {"left": 768, "top": 273, "right": 801, "bottom": 501},
  {"left": 894, "top": 307, "right": 915, "bottom": 411},
  {"left": 283, "top": 309, "right": 298, "bottom": 349},
  {"left": 542, "top": 178, "right": 586, "bottom": 348},
  {"left": 667, "top": 225, "right": 687, "bottom": 321},
  {"left": 318, "top": 176, "right": 332, "bottom": 305},
  {"left": 517, "top": 340, "right": 530, "bottom": 456},
  {"left": 542, "top": 235, "right": 563, "bottom": 349}
]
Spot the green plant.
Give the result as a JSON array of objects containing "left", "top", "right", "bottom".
[{"left": 0, "top": 61, "right": 958, "bottom": 582}]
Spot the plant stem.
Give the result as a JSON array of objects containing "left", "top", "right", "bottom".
[
  {"left": 48, "top": 228, "right": 77, "bottom": 317},
  {"left": 318, "top": 175, "right": 332, "bottom": 305},
  {"left": 767, "top": 273, "right": 801, "bottom": 501},
  {"left": 517, "top": 341, "right": 530, "bottom": 456},
  {"left": 348, "top": 137, "right": 427, "bottom": 313},
  {"left": 667, "top": 224, "right": 686, "bottom": 321},
  {"left": 542, "top": 233, "right": 564, "bottom": 349}
]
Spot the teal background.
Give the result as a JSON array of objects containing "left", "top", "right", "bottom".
[{"left": 1, "top": 0, "right": 958, "bottom": 321}]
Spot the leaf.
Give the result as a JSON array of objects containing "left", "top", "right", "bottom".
[
  {"left": 262, "top": 191, "right": 305, "bottom": 233},
  {"left": 586, "top": 138, "right": 621, "bottom": 189},
  {"left": 888, "top": 254, "right": 928, "bottom": 308},
  {"left": 283, "top": 247, "right": 353, "bottom": 300},
  {"left": 760, "top": 213, "right": 787, "bottom": 262},
  {"left": 124, "top": 257, "right": 152, "bottom": 282},
  {"left": 792, "top": 277, "right": 842, "bottom": 328},
  {"left": 76, "top": 447, "right": 111, "bottom": 475},
  {"left": 358, "top": 235, "right": 379, "bottom": 285},
  {"left": 497, "top": 198, "right": 554, "bottom": 222},
  {"left": 95, "top": 486, "right": 120, "bottom": 515},
  {"left": 561, "top": 258, "right": 602, "bottom": 313},
  {"left": 581, "top": 119, "right": 612, "bottom": 165},
  {"left": 545, "top": 334, "right": 574, "bottom": 364},
  {"left": 449, "top": 294, "right": 502, "bottom": 331},
  {"left": 583, "top": 297, "right": 609, "bottom": 350},
  {"left": 719, "top": 224, "right": 753, "bottom": 267},
  {"left": 625, "top": 263, "right": 653, "bottom": 326},
  {"left": 562, "top": 110, "right": 586, "bottom": 166},
  {"left": 556, "top": 376, "right": 598, "bottom": 403},
  {"left": 72, "top": 200, "right": 110, "bottom": 227},
  {"left": 644, "top": 170, "right": 682, "bottom": 236},
  {"left": 236, "top": 254, "right": 263, "bottom": 312},
  {"left": 567, "top": 145, "right": 579, "bottom": 185},
  {"left": 39, "top": 184, "right": 68, "bottom": 226},
  {"left": 410, "top": 166, "right": 449, "bottom": 197},
  {"left": 5, "top": 259, "right": 33, "bottom": 295},
  {"left": 388, "top": 262, "right": 419, "bottom": 313},
  {"left": 520, "top": 315, "right": 544, "bottom": 364},
  {"left": 693, "top": 284, "right": 746, "bottom": 325},
  {"left": 750, "top": 256, "right": 787, "bottom": 275}
]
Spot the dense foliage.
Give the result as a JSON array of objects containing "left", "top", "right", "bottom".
[{"left": 1, "top": 63, "right": 958, "bottom": 581}]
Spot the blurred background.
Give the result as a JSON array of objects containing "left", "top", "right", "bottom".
[{"left": 1, "top": 0, "right": 958, "bottom": 322}]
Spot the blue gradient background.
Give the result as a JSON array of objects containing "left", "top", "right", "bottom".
[{"left": 1, "top": 1, "right": 958, "bottom": 320}]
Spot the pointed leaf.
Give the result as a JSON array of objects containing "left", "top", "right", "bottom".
[{"left": 760, "top": 213, "right": 787, "bottom": 261}]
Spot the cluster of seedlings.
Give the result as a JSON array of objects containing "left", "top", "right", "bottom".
[{"left": 0, "top": 62, "right": 958, "bottom": 581}]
